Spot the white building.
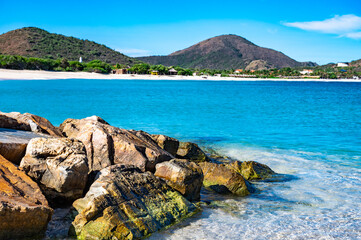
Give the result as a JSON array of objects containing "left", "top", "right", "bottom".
[
  {"left": 300, "top": 69, "right": 314, "bottom": 75},
  {"left": 337, "top": 62, "right": 348, "bottom": 67}
]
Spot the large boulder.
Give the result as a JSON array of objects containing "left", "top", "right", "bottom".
[
  {"left": 198, "top": 162, "right": 254, "bottom": 196},
  {"left": 226, "top": 160, "right": 275, "bottom": 180},
  {"left": 59, "top": 116, "right": 173, "bottom": 172},
  {"left": 155, "top": 159, "right": 203, "bottom": 201},
  {"left": 20, "top": 137, "right": 89, "bottom": 204},
  {"left": 0, "top": 111, "right": 62, "bottom": 137},
  {"left": 0, "top": 128, "right": 50, "bottom": 164},
  {"left": 151, "top": 134, "right": 179, "bottom": 156},
  {"left": 176, "top": 141, "right": 210, "bottom": 162},
  {"left": 70, "top": 165, "right": 199, "bottom": 239},
  {"left": 0, "top": 154, "right": 53, "bottom": 239}
]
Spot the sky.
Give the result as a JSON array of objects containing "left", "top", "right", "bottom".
[{"left": 1, "top": 0, "right": 361, "bottom": 65}]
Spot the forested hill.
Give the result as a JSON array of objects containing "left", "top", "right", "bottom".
[
  {"left": 138, "top": 34, "right": 317, "bottom": 70},
  {"left": 0, "top": 27, "right": 140, "bottom": 65}
]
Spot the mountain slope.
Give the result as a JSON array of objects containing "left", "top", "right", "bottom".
[
  {"left": 138, "top": 34, "right": 316, "bottom": 70},
  {"left": 0, "top": 27, "right": 140, "bottom": 65}
]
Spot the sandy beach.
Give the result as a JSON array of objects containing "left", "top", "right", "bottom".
[{"left": 0, "top": 69, "right": 360, "bottom": 82}]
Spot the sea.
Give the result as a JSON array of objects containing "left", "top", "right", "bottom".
[{"left": 1, "top": 79, "right": 360, "bottom": 240}]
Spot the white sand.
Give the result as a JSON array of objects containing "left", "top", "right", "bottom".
[{"left": 0, "top": 69, "right": 360, "bottom": 82}]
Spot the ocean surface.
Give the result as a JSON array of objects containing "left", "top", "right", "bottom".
[{"left": 1, "top": 79, "right": 361, "bottom": 239}]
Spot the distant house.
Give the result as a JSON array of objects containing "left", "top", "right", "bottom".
[
  {"left": 300, "top": 69, "right": 314, "bottom": 75},
  {"left": 192, "top": 72, "right": 199, "bottom": 76},
  {"left": 168, "top": 68, "right": 178, "bottom": 75},
  {"left": 113, "top": 68, "right": 128, "bottom": 74},
  {"left": 234, "top": 69, "right": 243, "bottom": 73},
  {"left": 79, "top": 57, "right": 83, "bottom": 63},
  {"left": 337, "top": 62, "right": 349, "bottom": 67},
  {"left": 151, "top": 70, "right": 159, "bottom": 75}
]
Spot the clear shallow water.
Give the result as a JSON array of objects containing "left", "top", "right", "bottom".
[{"left": 1, "top": 79, "right": 361, "bottom": 239}]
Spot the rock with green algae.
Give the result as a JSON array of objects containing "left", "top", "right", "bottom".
[
  {"left": 226, "top": 160, "right": 275, "bottom": 180},
  {"left": 155, "top": 159, "right": 203, "bottom": 202},
  {"left": 198, "top": 162, "right": 254, "bottom": 196},
  {"left": 70, "top": 165, "right": 199, "bottom": 240}
]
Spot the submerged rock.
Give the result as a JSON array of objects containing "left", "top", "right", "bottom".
[
  {"left": 60, "top": 116, "right": 173, "bottom": 172},
  {"left": 155, "top": 159, "right": 203, "bottom": 201},
  {"left": 0, "top": 128, "right": 51, "bottom": 164},
  {"left": 0, "top": 154, "right": 53, "bottom": 239},
  {"left": 20, "top": 137, "right": 89, "bottom": 204},
  {"left": 0, "top": 111, "right": 62, "bottom": 137},
  {"left": 226, "top": 160, "right": 275, "bottom": 180},
  {"left": 70, "top": 165, "right": 199, "bottom": 239},
  {"left": 176, "top": 142, "right": 210, "bottom": 162},
  {"left": 198, "top": 162, "right": 254, "bottom": 196},
  {"left": 151, "top": 134, "right": 180, "bottom": 156}
]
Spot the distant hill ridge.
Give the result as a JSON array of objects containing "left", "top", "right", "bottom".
[
  {"left": 0, "top": 27, "right": 139, "bottom": 65},
  {"left": 138, "top": 34, "right": 317, "bottom": 70}
]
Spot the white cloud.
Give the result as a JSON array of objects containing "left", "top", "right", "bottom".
[
  {"left": 284, "top": 14, "right": 361, "bottom": 34},
  {"left": 344, "top": 31, "right": 361, "bottom": 39},
  {"left": 116, "top": 48, "right": 151, "bottom": 57}
]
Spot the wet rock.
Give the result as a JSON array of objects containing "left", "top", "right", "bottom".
[
  {"left": 20, "top": 137, "right": 89, "bottom": 204},
  {"left": 0, "top": 154, "right": 53, "bottom": 239},
  {"left": 0, "top": 128, "right": 50, "bottom": 164},
  {"left": 60, "top": 116, "right": 173, "bottom": 172},
  {"left": 155, "top": 159, "right": 203, "bottom": 201},
  {"left": 0, "top": 111, "right": 62, "bottom": 137},
  {"left": 151, "top": 134, "right": 179, "bottom": 156},
  {"left": 70, "top": 165, "right": 199, "bottom": 239},
  {"left": 226, "top": 160, "right": 275, "bottom": 180},
  {"left": 176, "top": 142, "right": 210, "bottom": 162},
  {"left": 198, "top": 162, "right": 254, "bottom": 196}
]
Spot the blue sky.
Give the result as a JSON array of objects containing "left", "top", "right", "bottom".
[{"left": 1, "top": 0, "right": 361, "bottom": 64}]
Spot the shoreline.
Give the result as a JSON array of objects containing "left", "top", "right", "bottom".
[{"left": 1, "top": 69, "right": 361, "bottom": 82}]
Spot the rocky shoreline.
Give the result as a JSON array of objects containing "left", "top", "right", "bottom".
[{"left": 0, "top": 111, "right": 279, "bottom": 239}]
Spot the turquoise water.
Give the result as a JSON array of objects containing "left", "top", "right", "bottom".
[{"left": 1, "top": 79, "right": 361, "bottom": 239}]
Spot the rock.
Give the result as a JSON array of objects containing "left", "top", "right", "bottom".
[
  {"left": 70, "top": 165, "right": 199, "bottom": 239},
  {"left": 151, "top": 134, "right": 179, "bottom": 156},
  {"left": 227, "top": 160, "right": 275, "bottom": 180},
  {"left": 176, "top": 142, "right": 210, "bottom": 162},
  {"left": 60, "top": 117, "right": 173, "bottom": 172},
  {"left": 0, "top": 128, "right": 50, "bottom": 164},
  {"left": 0, "top": 154, "right": 53, "bottom": 239},
  {"left": 0, "top": 111, "right": 62, "bottom": 137},
  {"left": 155, "top": 159, "right": 203, "bottom": 201},
  {"left": 198, "top": 162, "right": 254, "bottom": 196},
  {"left": 20, "top": 137, "right": 89, "bottom": 204}
]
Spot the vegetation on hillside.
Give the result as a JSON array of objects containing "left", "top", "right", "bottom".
[{"left": 0, "top": 27, "right": 141, "bottom": 65}]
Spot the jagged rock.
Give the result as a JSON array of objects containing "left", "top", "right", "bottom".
[
  {"left": 151, "top": 134, "right": 179, "bottom": 156},
  {"left": 0, "top": 111, "right": 62, "bottom": 137},
  {"left": 20, "top": 137, "right": 89, "bottom": 203},
  {"left": 198, "top": 162, "right": 254, "bottom": 196},
  {"left": 176, "top": 142, "right": 210, "bottom": 162},
  {"left": 70, "top": 165, "right": 199, "bottom": 239},
  {"left": 155, "top": 159, "right": 203, "bottom": 201},
  {"left": 0, "top": 128, "right": 50, "bottom": 164},
  {"left": 0, "top": 154, "right": 53, "bottom": 239},
  {"left": 227, "top": 160, "right": 275, "bottom": 180},
  {"left": 59, "top": 116, "right": 173, "bottom": 172}
]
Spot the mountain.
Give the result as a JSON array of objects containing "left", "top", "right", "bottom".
[
  {"left": 350, "top": 59, "right": 361, "bottom": 67},
  {"left": 0, "top": 27, "right": 140, "bottom": 65},
  {"left": 138, "top": 34, "right": 316, "bottom": 70}
]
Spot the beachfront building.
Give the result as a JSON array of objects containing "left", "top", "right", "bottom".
[
  {"left": 151, "top": 70, "right": 159, "bottom": 75},
  {"left": 300, "top": 69, "right": 314, "bottom": 75},
  {"left": 169, "top": 68, "right": 178, "bottom": 75},
  {"left": 234, "top": 69, "right": 243, "bottom": 74},
  {"left": 337, "top": 62, "right": 349, "bottom": 67},
  {"left": 113, "top": 68, "right": 128, "bottom": 74}
]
